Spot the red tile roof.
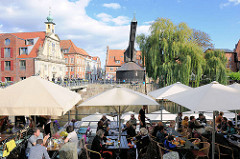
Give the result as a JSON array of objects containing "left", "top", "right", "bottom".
[
  {"left": 60, "top": 40, "right": 89, "bottom": 56},
  {"left": 92, "top": 56, "right": 99, "bottom": 61},
  {"left": 106, "top": 49, "right": 142, "bottom": 66},
  {"left": 0, "top": 31, "right": 46, "bottom": 58}
]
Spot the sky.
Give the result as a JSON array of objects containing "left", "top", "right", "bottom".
[{"left": 0, "top": 0, "right": 240, "bottom": 67}]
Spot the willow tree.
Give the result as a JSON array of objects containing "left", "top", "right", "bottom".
[
  {"left": 137, "top": 18, "right": 205, "bottom": 87},
  {"left": 204, "top": 49, "right": 227, "bottom": 84}
]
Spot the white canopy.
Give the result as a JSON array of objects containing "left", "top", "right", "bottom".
[
  {"left": 148, "top": 82, "right": 193, "bottom": 99},
  {"left": 165, "top": 81, "right": 240, "bottom": 111},
  {"left": 79, "top": 87, "right": 159, "bottom": 106},
  {"left": 147, "top": 112, "right": 177, "bottom": 121},
  {"left": 151, "top": 109, "right": 171, "bottom": 114},
  {"left": 0, "top": 76, "right": 82, "bottom": 116},
  {"left": 121, "top": 111, "right": 138, "bottom": 122},
  {"left": 82, "top": 112, "right": 116, "bottom": 122},
  {"left": 229, "top": 82, "right": 240, "bottom": 90}
]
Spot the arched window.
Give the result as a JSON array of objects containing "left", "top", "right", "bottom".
[{"left": 5, "top": 38, "right": 10, "bottom": 45}]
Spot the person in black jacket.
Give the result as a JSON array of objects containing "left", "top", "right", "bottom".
[
  {"left": 90, "top": 130, "right": 112, "bottom": 159},
  {"left": 123, "top": 121, "right": 136, "bottom": 139}
]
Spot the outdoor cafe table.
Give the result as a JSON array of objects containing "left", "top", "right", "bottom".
[
  {"left": 0, "top": 134, "right": 12, "bottom": 143},
  {"left": 105, "top": 136, "right": 129, "bottom": 150},
  {"left": 166, "top": 128, "right": 199, "bottom": 159}
]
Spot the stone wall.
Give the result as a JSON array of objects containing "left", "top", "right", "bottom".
[{"left": 60, "top": 83, "right": 160, "bottom": 123}]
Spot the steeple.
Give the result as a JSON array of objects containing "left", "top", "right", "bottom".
[{"left": 45, "top": 7, "right": 56, "bottom": 34}]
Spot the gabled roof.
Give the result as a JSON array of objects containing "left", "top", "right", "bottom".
[
  {"left": 60, "top": 40, "right": 89, "bottom": 56},
  {"left": 0, "top": 31, "right": 46, "bottom": 58},
  {"left": 106, "top": 49, "right": 141, "bottom": 67}
]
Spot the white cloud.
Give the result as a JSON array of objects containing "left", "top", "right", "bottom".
[
  {"left": 220, "top": 0, "right": 240, "bottom": 8},
  {"left": 0, "top": 0, "right": 150, "bottom": 67},
  {"left": 96, "top": 13, "right": 130, "bottom": 25},
  {"left": 103, "top": 3, "right": 121, "bottom": 9}
]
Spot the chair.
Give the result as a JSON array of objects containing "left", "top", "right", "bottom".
[
  {"left": 192, "top": 142, "right": 210, "bottom": 159},
  {"left": 215, "top": 143, "right": 234, "bottom": 159},
  {"left": 84, "top": 144, "right": 102, "bottom": 159}
]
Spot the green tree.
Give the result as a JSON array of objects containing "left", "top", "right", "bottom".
[
  {"left": 204, "top": 49, "right": 227, "bottom": 84},
  {"left": 137, "top": 18, "right": 205, "bottom": 87},
  {"left": 229, "top": 72, "right": 240, "bottom": 81}
]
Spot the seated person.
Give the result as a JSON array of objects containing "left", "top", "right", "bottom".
[
  {"left": 164, "top": 135, "right": 177, "bottom": 152},
  {"left": 97, "top": 120, "right": 109, "bottom": 136},
  {"left": 216, "top": 112, "right": 224, "bottom": 128},
  {"left": 197, "top": 113, "right": 207, "bottom": 124},
  {"left": 152, "top": 122, "right": 164, "bottom": 137},
  {"left": 156, "top": 125, "right": 167, "bottom": 144},
  {"left": 227, "top": 121, "right": 236, "bottom": 135},
  {"left": 64, "top": 125, "right": 78, "bottom": 143},
  {"left": 189, "top": 116, "right": 204, "bottom": 130},
  {"left": 128, "top": 114, "right": 137, "bottom": 127},
  {"left": 189, "top": 116, "right": 204, "bottom": 137},
  {"left": 217, "top": 117, "right": 228, "bottom": 133},
  {"left": 29, "top": 139, "right": 50, "bottom": 159},
  {"left": 26, "top": 128, "right": 50, "bottom": 156},
  {"left": 181, "top": 116, "right": 189, "bottom": 133},
  {"left": 136, "top": 128, "right": 150, "bottom": 154},
  {"left": 123, "top": 121, "right": 136, "bottom": 139},
  {"left": 90, "top": 130, "right": 112, "bottom": 159},
  {"left": 100, "top": 115, "right": 110, "bottom": 127}
]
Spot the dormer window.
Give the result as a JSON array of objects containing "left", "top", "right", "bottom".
[
  {"left": 19, "top": 47, "right": 28, "bottom": 55},
  {"left": 61, "top": 49, "right": 68, "bottom": 53},
  {"left": 115, "top": 60, "right": 120, "bottom": 64},
  {"left": 5, "top": 38, "right": 10, "bottom": 46},
  {"left": 26, "top": 39, "right": 34, "bottom": 45}
]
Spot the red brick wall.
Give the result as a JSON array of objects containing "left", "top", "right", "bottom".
[
  {"left": 0, "top": 34, "right": 34, "bottom": 82},
  {"left": 225, "top": 52, "right": 238, "bottom": 72}
]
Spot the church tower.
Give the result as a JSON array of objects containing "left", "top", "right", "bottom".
[{"left": 45, "top": 9, "right": 55, "bottom": 34}]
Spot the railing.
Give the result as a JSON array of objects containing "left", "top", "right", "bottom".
[{"left": 0, "top": 79, "right": 149, "bottom": 89}]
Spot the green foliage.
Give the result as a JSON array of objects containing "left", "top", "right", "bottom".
[
  {"left": 137, "top": 18, "right": 204, "bottom": 87},
  {"left": 204, "top": 49, "right": 227, "bottom": 84},
  {"left": 137, "top": 18, "right": 228, "bottom": 87},
  {"left": 229, "top": 72, "right": 240, "bottom": 81}
]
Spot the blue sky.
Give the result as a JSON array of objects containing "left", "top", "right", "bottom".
[{"left": 0, "top": 0, "right": 240, "bottom": 66}]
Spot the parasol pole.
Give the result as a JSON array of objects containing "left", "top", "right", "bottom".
[
  {"left": 212, "top": 111, "right": 215, "bottom": 159},
  {"left": 235, "top": 110, "right": 238, "bottom": 128}
]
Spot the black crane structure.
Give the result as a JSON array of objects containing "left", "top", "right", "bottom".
[{"left": 116, "top": 16, "right": 145, "bottom": 83}]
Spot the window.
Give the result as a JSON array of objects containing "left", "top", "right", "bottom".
[
  {"left": 5, "top": 61, "right": 11, "bottom": 70},
  {"left": 48, "top": 25, "right": 50, "bottom": 29},
  {"left": 71, "top": 58, "right": 74, "bottom": 63},
  {"left": 5, "top": 77, "right": 11, "bottom": 82},
  {"left": 52, "top": 43, "right": 55, "bottom": 51},
  {"left": 66, "top": 67, "right": 68, "bottom": 72},
  {"left": 62, "top": 49, "right": 68, "bottom": 53},
  {"left": 110, "top": 67, "right": 113, "bottom": 71},
  {"left": 229, "top": 57, "right": 232, "bottom": 61},
  {"left": 4, "top": 48, "right": 10, "bottom": 57},
  {"left": 20, "top": 60, "right": 26, "bottom": 70},
  {"left": 20, "top": 77, "right": 26, "bottom": 80},
  {"left": 65, "top": 58, "right": 68, "bottom": 64},
  {"left": 115, "top": 60, "right": 120, "bottom": 64},
  {"left": 26, "top": 39, "right": 34, "bottom": 45},
  {"left": 5, "top": 39, "right": 10, "bottom": 45},
  {"left": 71, "top": 67, "right": 74, "bottom": 72},
  {"left": 19, "top": 47, "right": 28, "bottom": 55}
]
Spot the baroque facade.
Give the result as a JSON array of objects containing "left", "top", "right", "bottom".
[{"left": 0, "top": 12, "right": 65, "bottom": 82}]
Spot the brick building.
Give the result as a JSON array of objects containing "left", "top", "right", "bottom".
[
  {"left": 105, "top": 46, "right": 142, "bottom": 80},
  {"left": 0, "top": 13, "right": 65, "bottom": 82},
  {"left": 60, "top": 40, "right": 89, "bottom": 79}
]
